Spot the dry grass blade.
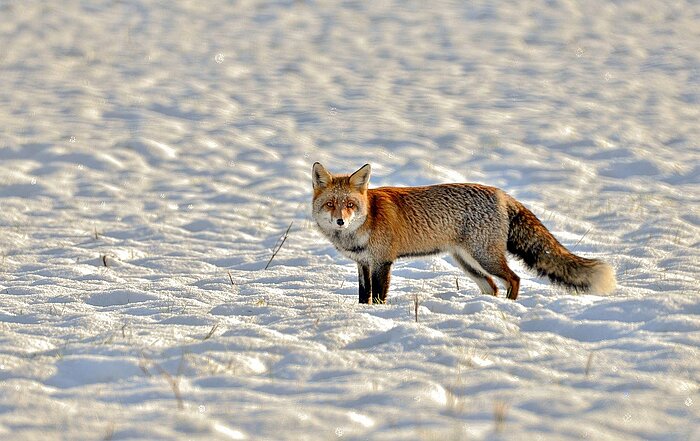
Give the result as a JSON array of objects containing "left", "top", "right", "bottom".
[
  {"left": 264, "top": 221, "right": 293, "bottom": 270},
  {"left": 102, "top": 423, "right": 115, "bottom": 441},
  {"left": 572, "top": 227, "right": 592, "bottom": 251},
  {"left": 138, "top": 352, "right": 152, "bottom": 377},
  {"left": 140, "top": 351, "right": 186, "bottom": 410},
  {"left": 227, "top": 271, "right": 235, "bottom": 286},
  {"left": 203, "top": 323, "right": 219, "bottom": 340},
  {"left": 413, "top": 293, "right": 419, "bottom": 323},
  {"left": 494, "top": 400, "right": 509, "bottom": 433},
  {"left": 585, "top": 351, "right": 594, "bottom": 378},
  {"left": 154, "top": 362, "right": 184, "bottom": 410}
]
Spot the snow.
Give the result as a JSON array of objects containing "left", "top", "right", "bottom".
[{"left": 0, "top": 0, "right": 699, "bottom": 439}]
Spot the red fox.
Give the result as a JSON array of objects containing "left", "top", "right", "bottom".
[{"left": 311, "top": 162, "right": 616, "bottom": 304}]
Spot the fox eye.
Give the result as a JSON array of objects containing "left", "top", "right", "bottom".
[
  {"left": 326, "top": 201, "right": 334, "bottom": 208},
  {"left": 346, "top": 202, "right": 354, "bottom": 208}
]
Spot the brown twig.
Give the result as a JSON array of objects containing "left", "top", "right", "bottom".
[{"left": 264, "top": 221, "right": 293, "bottom": 270}]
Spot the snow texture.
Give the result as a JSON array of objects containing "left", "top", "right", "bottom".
[{"left": 0, "top": 1, "right": 699, "bottom": 440}]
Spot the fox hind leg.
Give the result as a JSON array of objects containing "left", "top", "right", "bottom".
[
  {"left": 452, "top": 252, "right": 498, "bottom": 296},
  {"left": 370, "top": 262, "right": 392, "bottom": 304},
  {"left": 475, "top": 254, "right": 520, "bottom": 300}
]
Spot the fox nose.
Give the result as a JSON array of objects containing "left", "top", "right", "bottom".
[{"left": 336, "top": 219, "right": 344, "bottom": 226}]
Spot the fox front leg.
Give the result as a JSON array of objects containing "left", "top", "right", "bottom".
[
  {"left": 358, "top": 263, "right": 371, "bottom": 304},
  {"left": 371, "top": 262, "right": 392, "bottom": 304}
]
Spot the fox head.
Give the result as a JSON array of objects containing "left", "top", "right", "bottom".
[{"left": 311, "top": 162, "right": 371, "bottom": 233}]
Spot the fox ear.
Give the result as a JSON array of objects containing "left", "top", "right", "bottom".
[
  {"left": 349, "top": 163, "right": 371, "bottom": 190},
  {"left": 312, "top": 162, "right": 332, "bottom": 189}
]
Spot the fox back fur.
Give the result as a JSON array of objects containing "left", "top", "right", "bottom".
[{"left": 311, "top": 162, "right": 616, "bottom": 304}]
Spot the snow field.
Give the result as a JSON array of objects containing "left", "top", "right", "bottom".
[{"left": 0, "top": 1, "right": 699, "bottom": 440}]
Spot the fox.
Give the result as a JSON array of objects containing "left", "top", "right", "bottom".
[{"left": 311, "top": 162, "right": 616, "bottom": 304}]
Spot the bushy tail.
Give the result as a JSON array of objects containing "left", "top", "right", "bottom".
[{"left": 505, "top": 198, "right": 616, "bottom": 294}]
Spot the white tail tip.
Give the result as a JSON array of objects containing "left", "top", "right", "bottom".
[{"left": 589, "top": 262, "right": 617, "bottom": 295}]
